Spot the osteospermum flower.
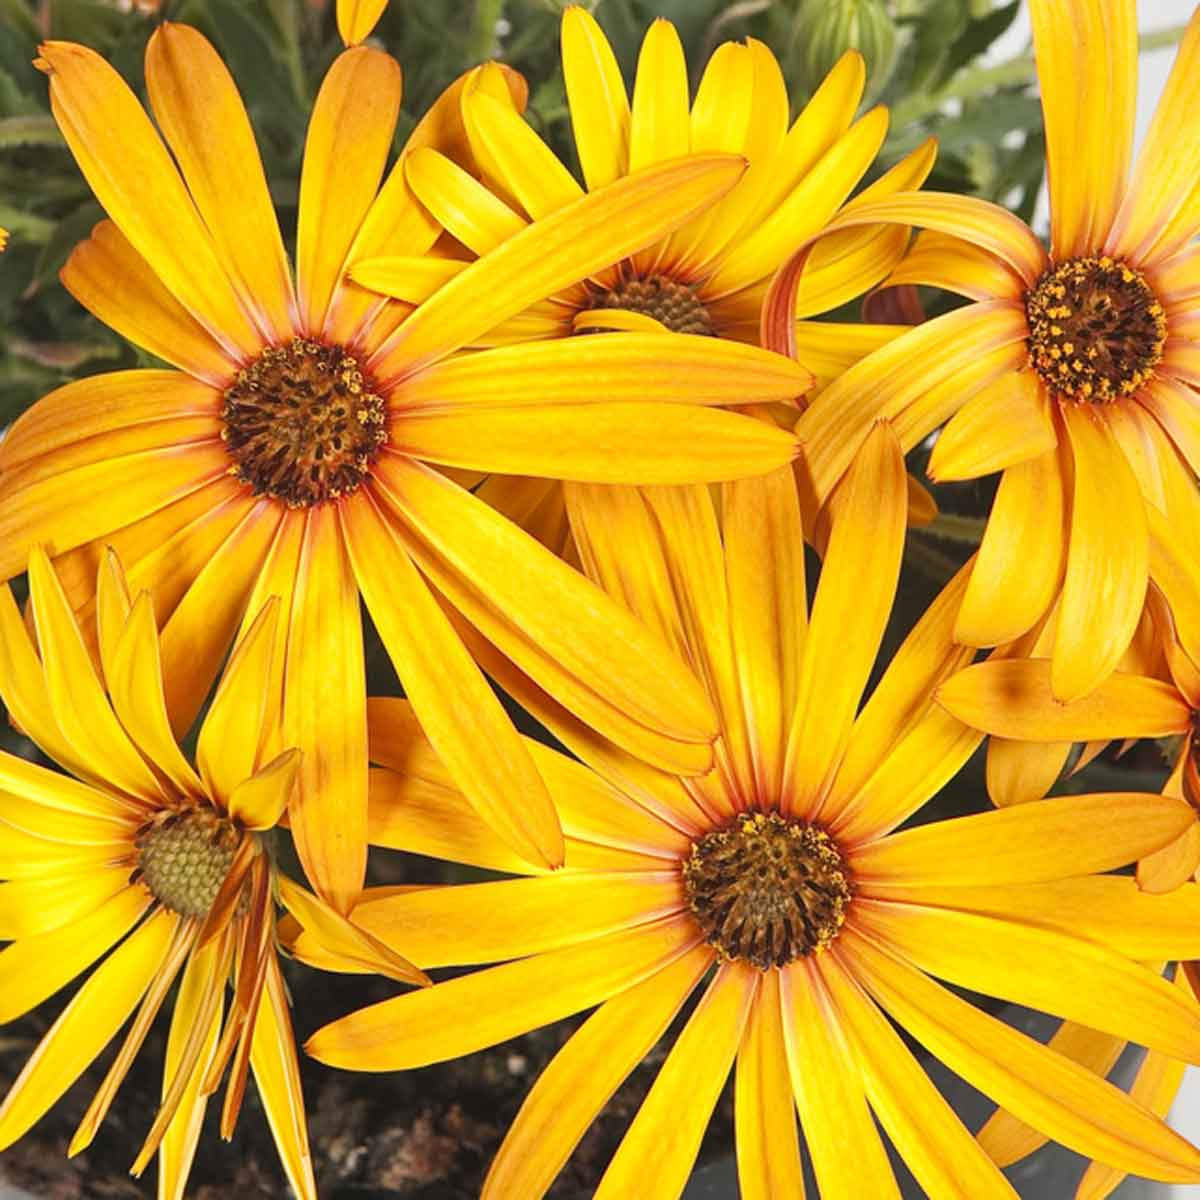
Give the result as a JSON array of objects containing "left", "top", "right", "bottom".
[
  {"left": 306, "top": 429, "right": 1200, "bottom": 1199},
  {"left": 766, "top": 0, "right": 1200, "bottom": 704},
  {"left": 0, "top": 26, "right": 806, "bottom": 910},
  {"left": 349, "top": 6, "right": 938, "bottom": 533},
  {"left": 0, "top": 548, "right": 426, "bottom": 1199}
]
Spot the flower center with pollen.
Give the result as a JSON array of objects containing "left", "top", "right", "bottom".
[
  {"left": 221, "top": 337, "right": 388, "bottom": 507},
  {"left": 136, "top": 809, "right": 241, "bottom": 920},
  {"left": 1025, "top": 256, "right": 1166, "bottom": 402},
  {"left": 682, "top": 811, "right": 852, "bottom": 969},
  {"left": 587, "top": 275, "right": 714, "bottom": 335}
]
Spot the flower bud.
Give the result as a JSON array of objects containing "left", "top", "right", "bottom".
[{"left": 795, "top": 0, "right": 898, "bottom": 99}]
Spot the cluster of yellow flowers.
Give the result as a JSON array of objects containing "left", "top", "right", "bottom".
[{"left": 2, "top": 0, "right": 1200, "bottom": 1196}]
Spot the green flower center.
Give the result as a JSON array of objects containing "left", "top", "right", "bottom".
[
  {"left": 1025, "top": 256, "right": 1166, "bottom": 402},
  {"left": 221, "top": 338, "right": 388, "bottom": 507},
  {"left": 136, "top": 809, "right": 241, "bottom": 920},
  {"left": 682, "top": 811, "right": 852, "bottom": 969},
  {"left": 587, "top": 275, "right": 714, "bottom": 336}
]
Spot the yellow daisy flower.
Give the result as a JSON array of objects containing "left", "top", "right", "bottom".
[
  {"left": 766, "top": 0, "right": 1200, "bottom": 705},
  {"left": 0, "top": 228, "right": 8, "bottom": 252},
  {"left": 306, "top": 432, "right": 1200, "bottom": 1199},
  {"left": 349, "top": 6, "right": 938, "bottom": 535},
  {"left": 337, "top": 0, "right": 388, "bottom": 45},
  {"left": 0, "top": 547, "right": 427, "bottom": 1199},
  {"left": 1, "top": 25, "right": 805, "bottom": 910}
]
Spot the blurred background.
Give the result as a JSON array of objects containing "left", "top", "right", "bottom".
[{"left": 0, "top": 0, "right": 1196, "bottom": 1195}]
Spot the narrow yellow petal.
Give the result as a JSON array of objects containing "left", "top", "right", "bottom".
[
  {"left": 560, "top": 5, "right": 630, "bottom": 190},
  {"left": 627, "top": 19, "right": 689, "bottom": 174},
  {"left": 227, "top": 749, "right": 300, "bottom": 832},
  {"left": 337, "top": 0, "right": 389, "bottom": 45}
]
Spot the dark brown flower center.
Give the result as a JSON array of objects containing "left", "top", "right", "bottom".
[
  {"left": 586, "top": 275, "right": 714, "bottom": 335},
  {"left": 1025, "top": 256, "right": 1166, "bottom": 402},
  {"left": 135, "top": 809, "right": 241, "bottom": 920},
  {"left": 221, "top": 338, "right": 387, "bottom": 506},
  {"left": 682, "top": 811, "right": 852, "bottom": 969}
]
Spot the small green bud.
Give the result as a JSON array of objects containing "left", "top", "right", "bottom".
[{"left": 795, "top": 0, "right": 898, "bottom": 100}]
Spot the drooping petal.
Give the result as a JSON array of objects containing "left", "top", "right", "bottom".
[
  {"left": 955, "top": 447, "right": 1067, "bottom": 646},
  {"left": 483, "top": 944, "right": 711, "bottom": 1200},
  {"left": 986, "top": 737, "right": 1072, "bottom": 807},
  {"left": 0, "top": 906, "right": 175, "bottom": 1150},
  {"left": 595, "top": 964, "right": 757, "bottom": 1199}
]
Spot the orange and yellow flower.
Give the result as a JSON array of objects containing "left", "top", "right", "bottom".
[
  {"left": 0, "top": 25, "right": 806, "bottom": 911},
  {"left": 305, "top": 431, "right": 1200, "bottom": 1199},
  {"left": 0, "top": 549, "right": 426, "bottom": 1199},
  {"left": 767, "top": 0, "right": 1200, "bottom": 704}
]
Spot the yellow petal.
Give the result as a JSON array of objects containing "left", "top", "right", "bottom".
[
  {"left": 145, "top": 24, "right": 295, "bottom": 344},
  {"left": 375, "top": 456, "right": 717, "bottom": 745},
  {"left": 108, "top": 590, "right": 204, "bottom": 798},
  {"left": 783, "top": 423, "right": 906, "bottom": 817},
  {"left": 886, "top": 228, "right": 1025, "bottom": 303},
  {"left": 196, "top": 598, "right": 282, "bottom": 805},
  {"left": 398, "top": 400, "right": 797, "bottom": 484},
  {"left": 595, "top": 964, "right": 757, "bottom": 1199},
  {"left": 928, "top": 369, "right": 1056, "bottom": 482},
  {"left": 560, "top": 5, "right": 629, "bottom": 190},
  {"left": 734, "top": 969, "right": 805, "bottom": 1200},
  {"left": 353, "top": 870, "right": 683, "bottom": 969},
  {"left": 844, "top": 926, "right": 1200, "bottom": 1184},
  {"left": 0, "top": 819, "right": 130, "bottom": 880},
  {"left": 37, "top": 41, "right": 261, "bottom": 358},
  {"left": 248, "top": 956, "right": 316, "bottom": 1200},
  {"left": 723, "top": 466, "right": 807, "bottom": 804},
  {"left": 277, "top": 875, "right": 427, "bottom": 986},
  {"left": 1137, "top": 822, "right": 1200, "bottom": 895},
  {"left": 483, "top": 944, "right": 711, "bottom": 1200},
  {"left": 337, "top": 0, "right": 388, "bottom": 45},
  {"left": 955, "top": 447, "right": 1067, "bottom": 646},
  {"left": 627, "top": 19, "right": 689, "bottom": 174},
  {"left": 816, "top": 950, "right": 1017, "bottom": 1198},
  {"left": 0, "top": 885, "right": 150, "bottom": 1023},
  {"left": 0, "top": 906, "right": 174, "bottom": 1150},
  {"left": 27, "top": 546, "right": 163, "bottom": 801},
  {"left": 937, "top": 659, "right": 1191, "bottom": 740},
  {"left": 370, "top": 153, "right": 747, "bottom": 380},
  {"left": 1107, "top": 7, "right": 1200, "bottom": 265},
  {"left": 977, "top": 1021, "right": 1126, "bottom": 1168},
  {"left": 0, "top": 866, "right": 131, "bottom": 940},
  {"left": 854, "top": 792, "right": 1196, "bottom": 888},
  {"left": 1054, "top": 387, "right": 1150, "bottom": 701},
  {"left": 280, "top": 508, "right": 368, "bottom": 913},
  {"left": 296, "top": 46, "right": 401, "bottom": 335},
  {"left": 342, "top": 492, "right": 564, "bottom": 869},
  {"left": 227, "top": 749, "right": 300, "bottom": 831},
  {"left": 306, "top": 917, "right": 702, "bottom": 1070},
  {"left": 854, "top": 898, "right": 1200, "bottom": 1061},
  {"left": 61, "top": 221, "right": 231, "bottom": 386},
  {"left": 986, "top": 737, "right": 1071, "bottom": 807},
  {"left": 781, "top": 957, "right": 900, "bottom": 1200}
]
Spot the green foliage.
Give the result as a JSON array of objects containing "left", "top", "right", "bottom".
[{"left": 0, "top": 0, "right": 1055, "bottom": 422}]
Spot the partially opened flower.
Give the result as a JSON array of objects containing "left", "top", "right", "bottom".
[
  {"left": 767, "top": 0, "right": 1200, "bottom": 704},
  {"left": 349, "top": 6, "right": 938, "bottom": 534},
  {"left": 307, "top": 431, "right": 1200, "bottom": 1199},
  {"left": 0, "top": 548, "right": 426, "bottom": 1199},
  {"left": 1, "top": 25, "right": 805, "bottom": 910}
]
